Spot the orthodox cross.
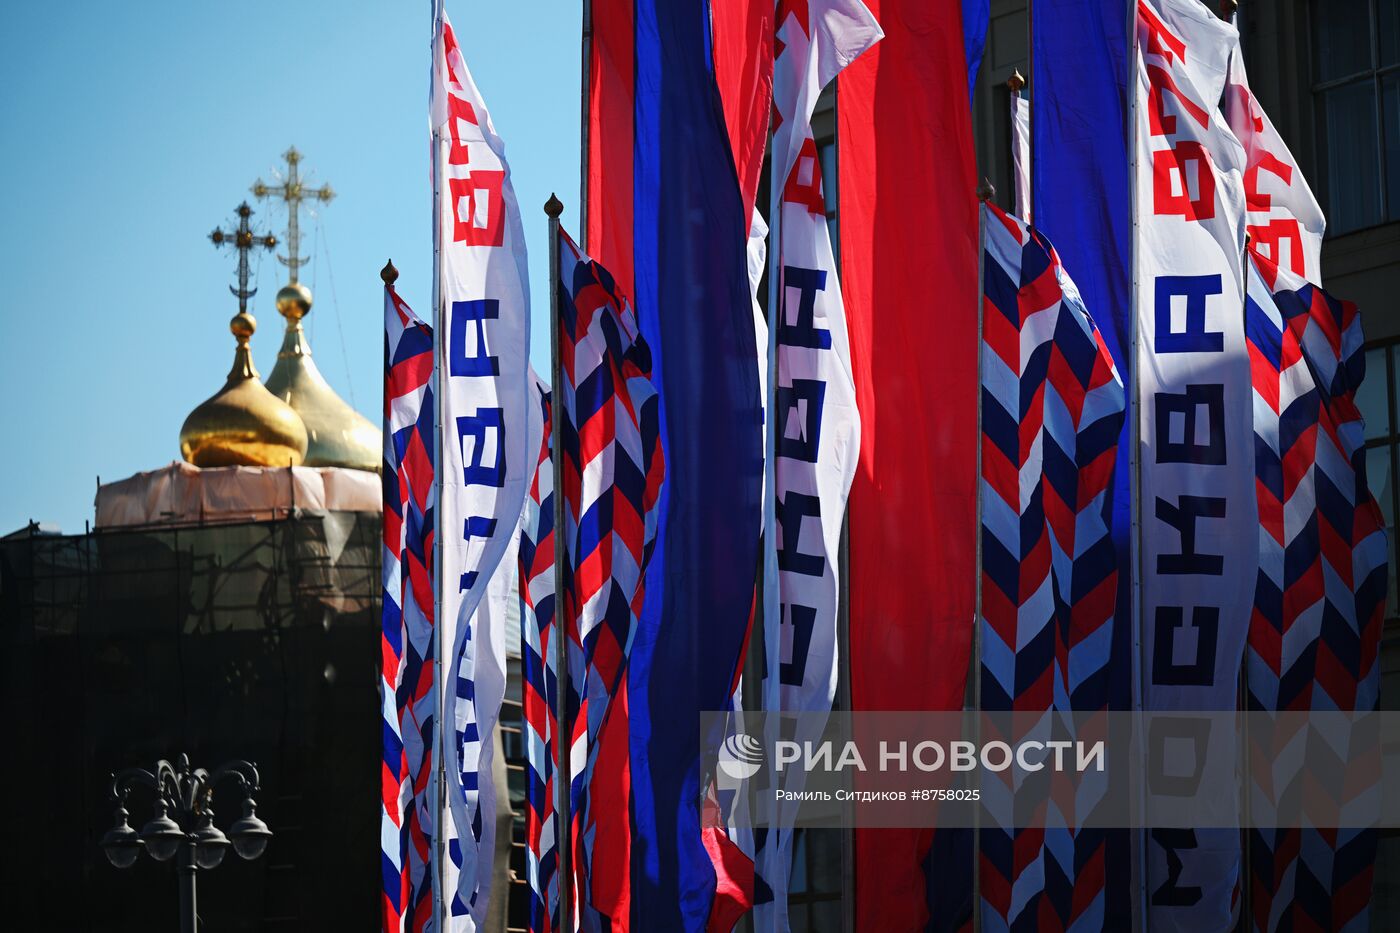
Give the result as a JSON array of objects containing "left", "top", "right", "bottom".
[
  {"left": 209, "top": 202, "right": 277, "bottom": 315},
  {"left": 251, "top": 147, "right": 335, "bottom": 285}
]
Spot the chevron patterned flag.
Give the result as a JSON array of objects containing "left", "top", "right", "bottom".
[
  {"left": 382, "top": 283, "right": 437, "bottom": 933},
  {"left": 520, "top": 386, "right": 567, "bottom": 933},
  {"left": 978, "top": 201, "right": 1125, "bottom": 932},
  {"left": 554, "top": 225, "right": 664, "bottom": 930},
  {"left": 1244, "top": 247, "right": 1385, "bottom": 932}
]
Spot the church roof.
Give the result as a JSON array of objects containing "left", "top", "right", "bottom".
[
  {"left": 263, "top": 283, "right": 381, "bottom": 471},
  {"left": 179, "top": 309, "right": 309, "bottom": 469}
]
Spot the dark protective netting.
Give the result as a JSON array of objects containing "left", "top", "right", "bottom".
[{"left": 0, "top": 513, "right": 380, "bottom": 931}]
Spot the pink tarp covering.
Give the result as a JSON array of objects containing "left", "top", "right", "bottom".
[{"left": 95, "top": 460, "right": 380, "bottom": 528}]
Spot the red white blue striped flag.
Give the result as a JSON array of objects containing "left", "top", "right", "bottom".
[
  {"left": 519, "top": 229, "right": 664, "bottom": 932},
  {"left": 1244, "top": 247, "right": 1385, "bottom": 930},
  {"left": 519, "top": 385, "right": 566, "bottom": 933},
  {"left": 978, "top": 201, "right": 1125, "bottom": 930},
  {"left": 382, "top": 282, "right": 437, "bottom": 933}
]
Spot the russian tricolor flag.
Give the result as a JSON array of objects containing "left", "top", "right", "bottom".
[{"left": 587, "top": 2, "right": 767, "bottom": 930}]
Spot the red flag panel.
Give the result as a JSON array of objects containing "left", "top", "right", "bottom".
[{"left": 838, "top": 0, "right": 980, "bottom": 926}]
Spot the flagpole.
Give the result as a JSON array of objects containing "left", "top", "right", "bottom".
[
  {"left": 580, "top": 0, "right": 592, "bottom": 251},
  {"left": 1026, "top": 0, "right": 1034, "bottom": 225},
  {"left": 1126, "top": 0, "right": 1148, "bottom": 927},
  {"left": 761, "top": 120, "right": 784, "bottom": 933},
  {"left": 429, "top": 3, "right": 448, "bottom": 925},
  {"left": 971, "top": 178, "right": 994, "bottom": 933},
  {"left": 1229, "top": 2, "right": 1253, "bottom": 912},
  {"left": 831, "top": 83, "right": 855, "bottom": 933},
  {"left": 544, "top": 193, "right": 575, "bottom": 933},
  {"left": 431, "top": 102, "right": 450, "bottom": 933}
]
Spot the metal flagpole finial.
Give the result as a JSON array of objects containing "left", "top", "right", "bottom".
[
  {"left": 1006, "top": 69, "right": 1026, "bottom": 92},
  {"left": 380, "top": 259, "right": 399, "bottom": 286},
  {"left": 977, "top": 178, "right": 997, "bottom": 202},
  {"left": 1219, "top": 0, "right": 1238, "bottom": 15},
  {"left": 544, "top": 193, "right": 564, "bottom": 218}
]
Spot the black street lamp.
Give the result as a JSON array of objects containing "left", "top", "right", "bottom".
[{"left": 101, "top": 754, "right": 272, "bottom": 932}]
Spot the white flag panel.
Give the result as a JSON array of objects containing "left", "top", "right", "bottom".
[
  {"left": 1011, "top": 90, "right": 1031, "bottom": 220},
  {"left": 753, "top": 3, "right": 880, "bottom": 931},
  {"left": 1135, "top": 1, "right": 1254, "bottom": 929},
  {"left": 1222, "top": 33, "right": 1325, "bottom": 282},
  {"left": 431, "top": 9, "right": 533, "bottom": 928}
]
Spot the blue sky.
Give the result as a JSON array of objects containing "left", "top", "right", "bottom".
[{"left": 0, "top": 0, "right": 580, "bottom": 534}]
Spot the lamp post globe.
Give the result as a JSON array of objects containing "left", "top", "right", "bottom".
[
  {"left": 229, "top": 798, "right": 273, "bottom": 861},
  {"left": 100, "top": 805, "right": 144, "bottom": 869},
  {"left": 192, "top": 812, "right": 230, "bottom": 870},
  {"left": 139, "top": 802, "right": 185, "bottom": 862}
]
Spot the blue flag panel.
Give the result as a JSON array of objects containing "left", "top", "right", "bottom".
[
  {"left": 1032, "top": 1, "right": 1133, "bottom": 928},
  {"left": 626, "top": 2, "right": 764, "bottom": 930}
]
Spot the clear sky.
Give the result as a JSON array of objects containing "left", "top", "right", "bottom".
[{"left": 0, "top": 0, "right": 580, "bottom": 534}]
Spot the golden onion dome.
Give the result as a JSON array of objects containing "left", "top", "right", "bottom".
[
  {"left": 262, "top": 283, "right": 382, "bottom": 472},
  {"left": 180, "top": 311, "right": 309, "bottom": 467}
]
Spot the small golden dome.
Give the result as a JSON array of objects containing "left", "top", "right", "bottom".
[
  {"left": 276, "top": 282, "right": 313, "bottom": 319},
  {"left": 179, "top": 312, "right": 309, "bottom": 468},
  {"left": 263, "top": 285, "right": 382, "bottom": 471}
]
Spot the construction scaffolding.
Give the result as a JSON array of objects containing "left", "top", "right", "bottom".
[{"left": 0, "top": 512, "right": 380, "bottom": 932}]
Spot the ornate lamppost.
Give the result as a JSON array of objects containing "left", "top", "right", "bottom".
[{"left": 101, "top": 754, "right": 272, "bottom": 933}]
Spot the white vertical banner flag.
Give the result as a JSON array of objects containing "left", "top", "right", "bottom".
[
  {"left": 430, "top": 7, "right": 532, "bottom": 928},
  {"left": 1010, "top": 90, "right": 1031, "bottom": 220},
  {"left": 758, "top": 2, "right": 881, "bottom": 929},
  {"left": 1221, "top": 32, "right": 1325, "bottom": 282},
  {"left": 1134, "top": 2, "right": 1253, "bottom": 931}
]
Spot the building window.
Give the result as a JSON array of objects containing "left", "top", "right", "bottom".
[
  {"left": 1358, "top": 338, "right": 1400, "bottom": 620},
  {"left": 819, "top": 140, "right": 839, "bottom": 264},
  {"left": 786, "top": 829, "right": 844, "bottom": 932},
  {"left": 1311, "top": 0, "right": 1400, "bottom": 235}
]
